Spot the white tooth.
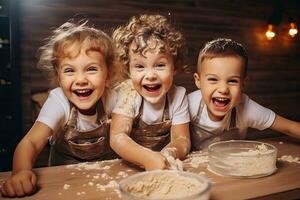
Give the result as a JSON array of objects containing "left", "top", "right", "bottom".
[{"left": 76, "top": 89, "right": 89, "bottom": 93}]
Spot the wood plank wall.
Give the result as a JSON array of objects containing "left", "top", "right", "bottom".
[{"left": 19, "top": 0, "right": 300, "bottom": 138}]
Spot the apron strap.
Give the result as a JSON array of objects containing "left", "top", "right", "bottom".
[{"left": 229, "top": 107, "right": 237, "bottom": 129}]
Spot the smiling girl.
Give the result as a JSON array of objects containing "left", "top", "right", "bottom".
[
  {"left": 110, "top": 14, "right": 191, "bottom": 170},
  {"left": 1, "top": 20, "right": 118, "bottom": 197}
]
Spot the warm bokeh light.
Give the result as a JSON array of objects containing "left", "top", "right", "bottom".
[
  {"left": 288, "top": 22, "right": 298, "bottom": 37},
  {"left": 265, "top": 24, "right": 275, "bottom": 40}
]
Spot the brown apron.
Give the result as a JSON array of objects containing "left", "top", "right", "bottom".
[
  {"left": 131, "top": 97, "right": 172, "bottom": 151},
  {"left": 190, "top": 99, "right": 243, "bottom": 150},
  {"left": 48, "top": 101, "right": 114, "bottom": 166}
]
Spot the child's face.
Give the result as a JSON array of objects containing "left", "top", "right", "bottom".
[
  {"left": 194, "top": 56, "right": 244, "bottom": 121},
  {"left": 128, "top": 40, "right": 175, "bottom": 105},
  {"left": 57, "top": 47, "right": 108, "bottom": 115}
]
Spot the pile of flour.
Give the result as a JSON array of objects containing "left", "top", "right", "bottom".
[{"left": 124, "top": 172, "right": 205, "bottom": 199}]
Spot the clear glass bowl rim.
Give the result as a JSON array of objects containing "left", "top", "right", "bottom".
[{"left": 208, "top": 140, "right": 278, "bottom": 157}]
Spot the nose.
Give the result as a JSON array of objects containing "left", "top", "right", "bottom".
[
  {"left": 75, "top": 72, "right": 88, "bottom": 86},
  {"left": 145, "top": 68, "right": 157, "bottom": 81},
  {"left": 218, "top": 82, "right": 229, "bottom": 94}
]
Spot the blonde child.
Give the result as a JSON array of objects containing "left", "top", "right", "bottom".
[
  {"left": 189, "top": 38, "right": 300, "bottom": 150},
  {"left": 1, "top": 20, "right": 118, "bottom": 197},
  {"left": 110, "top": 14, "right": 191, "bottom": 170}
]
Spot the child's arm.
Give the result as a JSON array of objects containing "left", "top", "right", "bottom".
[
  {"left": 270, "top": 114, "right": 300, "bottom": 139},
  {"left": 0, "top": 121, "right": 52, "bottom": 197},
  {"left": 161, "top": 123, "right": 191, "bottom": 159},
  {"left": 110, "top": 113, "right": 167, "bottom": 170}
]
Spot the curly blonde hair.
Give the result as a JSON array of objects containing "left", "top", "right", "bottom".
[
  {"left": 37, "top": 20, "right": 119, "bottom": 88},
  {"left": 112, "top": 14, "right": 187, "bottom": 78}
]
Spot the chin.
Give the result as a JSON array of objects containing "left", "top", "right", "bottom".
[{"left": 142, "top": 95, "right": 165, "bottom": 104}]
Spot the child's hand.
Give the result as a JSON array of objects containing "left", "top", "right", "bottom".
[
  {"left": 144, "top": 152, "right": 167, "bottom": 171},
  {"left": 161, "top": 148, "right": 183, "bottom": 171},
  {"left": 0, "top": 170, "right": 37, "bottom": 197}
]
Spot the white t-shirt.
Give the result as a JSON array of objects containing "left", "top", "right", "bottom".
[
  {"left": 37, "top": 87, "right": 117, "bottom": 132},
  {"left": 113, "top": 80, "right": 190, "bottom": 125},
  {"left": 188, "top": 90, "right": 276, "bottom": 134}
]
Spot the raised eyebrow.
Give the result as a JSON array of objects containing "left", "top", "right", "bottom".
[
  {"left": 86, "top": 62, "right": 102, "bottom": 67},
  {"left": 205, "top": 73, "right": 218, "bottom": 77},
  {"left": 229, "top": 75, "right": 241, "bottom": 80},
  {"left": 60, "top": 62, "right": 73, "bottom": 68}
]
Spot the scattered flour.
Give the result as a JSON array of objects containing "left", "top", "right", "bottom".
[
  {"left": 76, "top": 191, "right": 86, "bottom": 195},
  {"left": 184, "top": 151, "right": 209, "bottom": 168},
  {"left": 61, "top": 159, "right": 123, "bottom": 198},
  {"left": 63, "top": 184, "right": 70, "bottom": 190},
  {"left": 278, "top": 155, "right": 300, "bottom": 164},
  {"left": 117, "top": 171, "right": 129, "bottom": 178},
  {"left": 88, "top": 182, "right": 94, "bottom": 186},
  {"left": 123, "top": 172, "right": 205, "bottom": 199},
  {"left": 65, "top": 159, "right": 120, "bottom": 171}
]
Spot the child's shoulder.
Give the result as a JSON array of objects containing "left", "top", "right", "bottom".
[
  {"left": 168, "top": 85, "right": 187, "bottom": 103},
  {"left": 48, "top": 87, "right": 69, "bottom": 102},
  {"left": 169, "top": 84, "right": 186, "bottom": 95},
  {"left": 113, "top": 79, "right": 137, "bottom": 95},
  {"left": 187, "top": 89, "right": 202, "bottom": 103}
]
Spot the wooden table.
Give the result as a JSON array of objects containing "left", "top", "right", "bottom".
[{"left": 0, "top": 136, "right": 299, "bottom": 200}]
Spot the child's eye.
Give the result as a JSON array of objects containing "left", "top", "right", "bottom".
[
  {"left": 63, "top": 67, "right": 74, "bottom": 73},
  {"left": 87, "top": 66, "right": 99, "bottom": 71},
  {"left": 157, "top": 63, "right": 166, "bottom": 68},
  {"left": 228, "top": 79, "right": 239, "bottom": 84},
  {"left": 134, "top": 64, "right": 144, "bottom": 71},
  {"left": 207, "top": 78, "right": 217, "bottom": 82}
]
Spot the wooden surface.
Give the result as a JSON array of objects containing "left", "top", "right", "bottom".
[{"left": 0, "top": 136, "right": 299, "bottom": 200}]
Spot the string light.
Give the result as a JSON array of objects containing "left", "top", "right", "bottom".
[
  {"left": 265, "top": 3, "right": 298, "bottom": 40},
  {"left": 265, "top": 24, "right": 276, "bottom": 40},
  {"left": 288, "top": 22, "right": 298, "bottom": 37}
]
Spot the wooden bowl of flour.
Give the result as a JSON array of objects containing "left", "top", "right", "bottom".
[{"left": 119, "top": 170, "right": 211, "bottom": 200}]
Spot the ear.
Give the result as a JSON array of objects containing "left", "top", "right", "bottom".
[
  {"left": 105, "top": 71, "right": 110, "bottom": 87},
  {"left": 241, "top": 76, "right": 247, "bottom": 92},
  {"left": 55, "top": 68, "right": 61, "bottom": 86},
  {"left": 173, "top": 66, "right": 177, "bottom": 75},
  {"left": 193, "top": 73, "right": 201, "bottom": 89}
]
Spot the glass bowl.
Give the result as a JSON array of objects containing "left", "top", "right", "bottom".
[
  {"left": 208, "top": 140, "right": 277, "bottom": 178},
  {"left": 119, "top": 170, "right": 211, "bottom": 200}
]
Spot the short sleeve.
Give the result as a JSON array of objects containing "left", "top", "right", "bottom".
[
  {"left": 36, "top": 88, "right": 69, "bottom": 131},
  {"left": 168, "top": 86, "right": 190, "bottom": 125},
  {"left": 188, "top": 90, "right": 202, "bottom": 119},
  {"left": 112, "top": 79, "right": 141, "bottom": 118},
  {"left": 239, "top": 94, "right": 276, "bottom": 130}
]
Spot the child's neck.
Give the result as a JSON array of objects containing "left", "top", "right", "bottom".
[
  {"left": 207, "top": 111, "right": 225, "bottom": 122},
  {"left": 144, "top": 97, "right": 166, "bottom": 110},
  {"left": 78, "top": 105, "right": 97, "bottom": 116}
]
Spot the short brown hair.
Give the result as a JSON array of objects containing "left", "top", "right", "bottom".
[{"left": 198, "top": 38, "right": 248, "bottom": 77}]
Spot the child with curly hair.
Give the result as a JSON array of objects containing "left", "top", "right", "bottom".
[
  {"left": 189, "top": 38, "right": 300, "bottom": 150},
  {"left": 1, "top": 20, "right": 119, "bottom": 197},
  {"left": 110, "top": 14, "right": 191, "bottom": 170}
]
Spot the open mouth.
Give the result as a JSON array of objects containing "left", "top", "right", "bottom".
[
  {"left": 143, "top": 84, "right": 161, "bottom": 92},
  {"left": 212, "top": 97, "right": 230, "bottom": 107},
  {"left": 73, "top": 89, "right": 93, "bottom": 98}
]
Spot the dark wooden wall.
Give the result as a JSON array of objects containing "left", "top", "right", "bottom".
[{"left": 19, "top": 0, "right": 300, "bottom": 137}]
